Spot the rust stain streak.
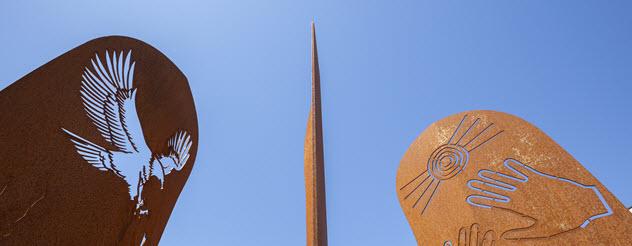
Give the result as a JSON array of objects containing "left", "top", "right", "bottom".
[
  {"left": 0, "top": 184, "right": 7, "bottom": 197},
  {"left": 14, "top": 193, "right": 46, "bottom": 223}
]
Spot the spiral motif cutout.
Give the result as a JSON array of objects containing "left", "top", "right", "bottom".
[
  {"left": 427, "top": 144, "right": 469, "bottom": 180},
  {"left": 399, "top": 115, "right": 505, "bottom": 217}
]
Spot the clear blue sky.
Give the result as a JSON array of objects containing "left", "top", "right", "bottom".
[{"left": 1, "top": 1, "right": 631, "bottom": 245}]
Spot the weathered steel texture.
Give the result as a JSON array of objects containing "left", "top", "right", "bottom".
[
  {"left": 397, "top": 110, "right": 632, "bottom": 245},
  {"left": 0, "top": 36, "right": 198, "bottom": 245},
  {"left": 304, "top": 22, "right": 328, "bottom": 246}
]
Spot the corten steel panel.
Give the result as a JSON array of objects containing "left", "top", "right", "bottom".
[
  {"left": 304, "top": 22, "right": 328, "bottom": 246},
  {"left": 0, "top": 36, "right": 198, "bottom": 245},
  {"left": 396, "top": 110, "right": 632, "bottom": 245}
]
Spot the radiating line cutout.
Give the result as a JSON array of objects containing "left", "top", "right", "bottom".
[{"left": 400, "top": 114, "right": 504, "bottom": 216}]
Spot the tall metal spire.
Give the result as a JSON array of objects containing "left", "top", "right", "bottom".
[{"left": 304, "top": 21, "right": 328, "bottom": 246}]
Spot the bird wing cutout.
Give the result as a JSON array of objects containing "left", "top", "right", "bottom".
[
  {"left": 80, "top": 50, "right": 142, "bottom": 153},
  {"left": 168, "top": 131, "right": 193, "bottom": 169},
  {"left": 62, "top": 128, "right": 123, "bottom": 177}
]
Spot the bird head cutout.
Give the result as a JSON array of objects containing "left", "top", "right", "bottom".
[{"left": 0, "top": 36, "right": 198, "bottom": 245}]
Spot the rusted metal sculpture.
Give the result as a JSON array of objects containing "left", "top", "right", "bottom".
[
  {"left": 304, "top": 22, "right": 328, "bottom": 246},
  {"left": 0, "top": 36, "right": 198, "bottom": 245},
  {"left": 397, "top": 110, "right": 632, "bottom": 245}
]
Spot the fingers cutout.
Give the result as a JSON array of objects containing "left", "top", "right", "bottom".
[
  {"left": 467, "top": 180, "right": 510, "bottom": 204},
  {"left": 478, "top": 169, "right": 522, "bottom": 188},
  {"left": 458, "top": 226, "right": 467, "bottom": 246},
  {"left": 502, "top": 159, "right": 531, "bottom": 181},
  {"left": 467, "top": 195, "right": 504, "bottom": 209},
  {"left": 472, "top": 173, "right": 517, "bottom": 193},
  {"left": 469, "top": 223, "right": 479, "bottom": 245},
  {"left": 481, "top": 230, "right": 496, "bottom": 246}
]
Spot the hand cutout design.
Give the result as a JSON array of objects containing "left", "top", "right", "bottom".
[
  {"left": 450, "top": 223, "right": 496, "bottom": 246},
  {"left": 466, "top": 159, "right": 613, "bottom": 240}
]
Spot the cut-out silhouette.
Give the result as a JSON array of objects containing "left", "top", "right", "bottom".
[
  {"left": 0, "top": 36, "right": 198, "bottom": 245},
  {"left": 399, "top": 114, "right": 503, "bottom": 216},
  {"left": 466, "top": 158, "right": 612, "bottom": 240},
  {"left": 453, "top": 223, "right": 496, "bottom": 246},
  {"left": 61, "top": 51, "right": 193, "bottom": 215},
  {"left": 396, "top": 111, "right": 632, "bottom": 245}
]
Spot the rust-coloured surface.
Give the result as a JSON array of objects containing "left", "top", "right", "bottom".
[
  {"left": 0, "top": 36, "right": 198, "bottom": 245},
  {"left": 304, "top": 22, "right": 328, "bottom": 246},
  {"left": 397, "top": 110, "right": 632, "bottom": 245}
]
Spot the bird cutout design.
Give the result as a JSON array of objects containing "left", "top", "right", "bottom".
[
  {"left": 61, "top": 50, "right": 193, "bottom": 215},
  {"left": 399, "top": 114, "right": 504, "bottom": 216}
]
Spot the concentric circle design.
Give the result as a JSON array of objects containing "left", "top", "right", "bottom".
[{"left": 427, "top": 144, "right": 469, "bottom": 180}]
